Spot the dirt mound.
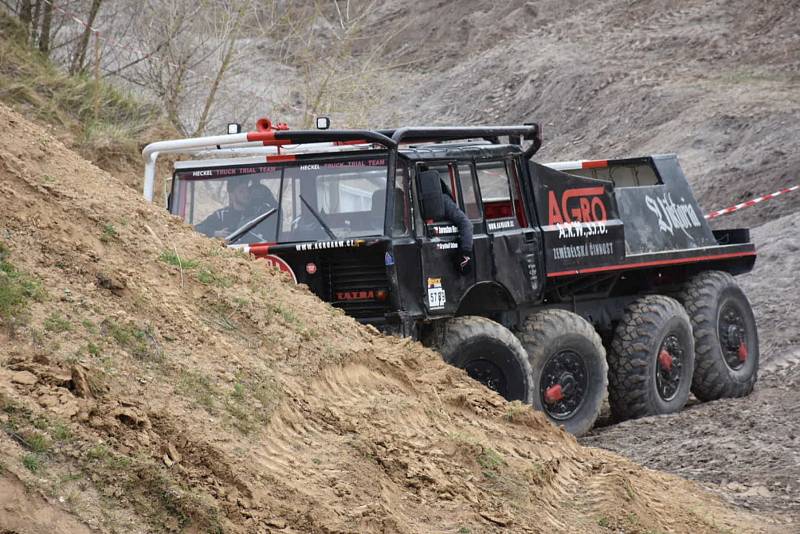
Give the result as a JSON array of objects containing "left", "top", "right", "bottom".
[
  {"left": 0, "top": 10, "right": 176, "bottom": 203},
  {"left": 0, "top": 103, "right": 764, "bottom": 532}
]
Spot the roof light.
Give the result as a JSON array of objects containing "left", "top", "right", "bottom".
[
  {"left": 316, "top": 117, "right": 330, "bottom": 130},
  {"left": 227, "top": 123, "right": 242, "bottom": 134}
]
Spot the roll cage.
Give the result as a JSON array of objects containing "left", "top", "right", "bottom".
[{"left": 142, "top": 121, "right": 542, "bottom": 203}]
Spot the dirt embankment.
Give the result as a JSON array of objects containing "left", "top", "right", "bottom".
[{"left": 0, "top": 103, "right": 770, "bottom": 532}]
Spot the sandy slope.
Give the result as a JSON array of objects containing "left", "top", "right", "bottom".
[{"left": 0, "top": 103, "right": 770, "bottom": 532}]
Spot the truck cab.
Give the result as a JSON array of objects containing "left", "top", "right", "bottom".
[{"left": 164, "top": 127, "right": 550, "bottom": 337}]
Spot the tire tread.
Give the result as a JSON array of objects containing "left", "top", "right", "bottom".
[
  {"left": 517, "top": 309, "right": 607, "bottom": 436},
  {"left": 607, "top": 295, "right": 693, "bottom": 421},
  {"left": 677, "top": 270, "right": 758, "bottom": 401}
]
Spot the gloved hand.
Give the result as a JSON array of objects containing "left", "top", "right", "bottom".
[{"left": 455, "top": 252, "right": 472, "bottom": 275}]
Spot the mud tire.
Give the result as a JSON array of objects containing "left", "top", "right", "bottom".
[
  {"left": 678, "top": 270, "right": 759, "bottom": 401},
  {"left": 607, "top": 295, "right": 695, "bottom": 422},
  {"left": 517, "top": 309, "right": 607, "bottom": 437},
  {"left": 425, "top": 316, "right": 533, "bottom": 403}
]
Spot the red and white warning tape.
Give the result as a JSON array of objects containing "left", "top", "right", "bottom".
[{"left": 704, "top": 185, "right": 800, "bottom": 220}]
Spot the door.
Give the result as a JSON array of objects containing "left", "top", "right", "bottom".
[
  {"left": 474, "top": 159, "right": 542, "bottom": 304},
  {"left": 415, "top": 162, "right": 477, "bottom": 316}
]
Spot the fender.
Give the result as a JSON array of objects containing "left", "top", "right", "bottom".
[{"left": 456, "top": 281, "right": 516, "bottom": 316}]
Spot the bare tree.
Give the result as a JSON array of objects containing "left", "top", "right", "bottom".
[
  {"left": 69, "top": 0, "right": 104, "bottom": 74},
  {"left": 123, "top": 0, "right": 261, "bottom": 135},
  {"left": 18, "top": 0, "right": 33, "bottom": 38},
  {"left": 5, "top": 0, "right": 409, "bottom": 134},
  {"left": 270, "top": 0, "right": 409, "bottom": 128},
  {"left": 30, "top": 0, "right": 41, "bottom": 46},
  {"left": 37, "top": 0, "right": 53, "bottom": 55}
]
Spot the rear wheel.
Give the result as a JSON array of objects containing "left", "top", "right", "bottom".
[
  {"left": 425, "top": 316, "right": 533, "bottom": 403},
  {"left": 517, "top": 309, "right": 607, "bottom": 436},
  {"left": 678, "top": 270, "right": 759, "bottom": 401},
  {"left": 607, "top": 295, "right": 695, "bottom": 421}
]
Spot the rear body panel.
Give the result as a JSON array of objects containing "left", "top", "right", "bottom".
[
  {"left": 528, "top": 162, "right": 626, "bottom": 276},
  {"left": 537, "top": 155, "right": 756, "bottom": 279},
  {"left": 615, "top": 155, "right": 718, "bottom": 254}
]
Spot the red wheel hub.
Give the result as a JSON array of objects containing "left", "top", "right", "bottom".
[
  {"left": 544, "top": 384, "right": 564, "bottom": 404},
  {"left": 658, "top": 349, "right": 673, "bottom": 372},
  {"left": 738, "top": 341, "right": 748, "bottom": 362}
]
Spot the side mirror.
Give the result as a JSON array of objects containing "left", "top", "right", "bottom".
[{"left": 418, "top": 170, "right": 444, "bottom": 220}]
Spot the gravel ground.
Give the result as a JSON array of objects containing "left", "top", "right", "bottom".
[{"left": 582, "top": 212, "right": 800, "bottom": 529}]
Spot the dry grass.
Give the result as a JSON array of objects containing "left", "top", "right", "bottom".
[{"left": 0, "top": 12, "right": 172, "bottom": 175}]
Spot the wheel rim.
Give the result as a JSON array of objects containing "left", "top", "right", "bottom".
[
  {"left": 539, "top": 350, "right": 588, "bottom": 420},
  {"left": 465, "top": 359, "right": 509, "bottom": 398},
  {"left": 655, "top": 333, "right": 684, "bottom": 401},
  {"left": 718, "top": 303, "right": 749, "bottom": 371}
]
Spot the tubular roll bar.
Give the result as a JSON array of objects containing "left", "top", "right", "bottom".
[
  {"left": 251, "top": 129, "right": 396, "bottom": 147},
  {"left": 141, "top": 123, "right": 541, "bottom": 202},
  {"left": 386, "top": 124, "right": 540, "bottom": 148}
]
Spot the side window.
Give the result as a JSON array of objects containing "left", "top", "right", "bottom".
[
  {"left": 456, "top": 164, "right": 481, "bottom": 220},
  {"left": 476, "top": 162, "right": 514, "bottom": 222},
  {"left": 428, "top": 164, "right": 454, "bottom": 200},
  {"left": 507, "top": 161, "right": 528, "bottom": 227},
  {"left": 391, "top": 161, "right": 411, "bottom": 236}
]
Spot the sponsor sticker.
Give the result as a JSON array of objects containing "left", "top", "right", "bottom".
[
  {"left": 336, "top": 289, "right": 383, "bottom": 301},
  {"left": 182, "top": 165, "right": 278, "bottom": 179},
  {"left": 548, "top": 187, "right": 608, "bottom": 225},
  {"left": 294, "top": 239, "right": 363, "bottom": 251},
  {"left": 555, "top": 220, "right": 608, "bottom": 239},
  {"left": 432, "top": 225, "right": 458, "bottom": 235},
  {"left": 525, "top": 254, "right": 539, "bottom": 292},
  {"left": 486, "top": 219, "right": 515, "bottom": 232},
  {"left": 645, "top": 193, "right": 702, "bottom": 236},
  {"left": 427, "top": 277, "right": 446, "bottom": 310},
  {"left": 552, "top": 242, "right": 614, "bottom": 260}
]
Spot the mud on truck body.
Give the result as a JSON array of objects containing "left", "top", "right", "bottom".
[{"left": 143, "top": 120, "right": 759, "bottom": 436}]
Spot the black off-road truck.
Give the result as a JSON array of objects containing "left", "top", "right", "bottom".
[{"left": 143, "top": 121, "right": 759, "bottom": 435}]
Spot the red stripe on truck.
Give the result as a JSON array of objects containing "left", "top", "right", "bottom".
[
  {"left": 247, "top": 132, "right": 293, "bottom": 145},
  {"left": 247, "top": 131, "right": 276, "bottom": 142},
  {"left": 248, "top": 243, "right": 272, "bottom": 256},
  {"left": 546, "top": 251, "right": 756, "bottom": 278},
  {"left": 266, "top": 155, "right": 297, "bottom": 162},
  {"left": 581, "top": 160, "right": 608, "bottom": 169}
]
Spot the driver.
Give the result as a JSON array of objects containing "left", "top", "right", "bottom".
[{"left": 196, "top": 179, "right": 272, "bottom": 238}]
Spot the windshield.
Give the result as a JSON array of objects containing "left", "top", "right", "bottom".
[{"left": 172, "top": 157, "right": 389, "bottom": 244}]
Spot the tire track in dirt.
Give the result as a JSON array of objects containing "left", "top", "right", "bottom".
[{"left": 761, "top": 348, "right": 800, "bottom": 375}]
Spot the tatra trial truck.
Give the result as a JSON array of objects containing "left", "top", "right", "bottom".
[{"left": 142, "top": 119, "right": 758, "bottom": 435}]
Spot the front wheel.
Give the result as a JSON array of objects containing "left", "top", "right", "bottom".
[
  {"left": 425, "top": 316, "right": 533, "bottom": 403},
  {"left": 517, "top": 309, "right": 607, "bottom": 436}
]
